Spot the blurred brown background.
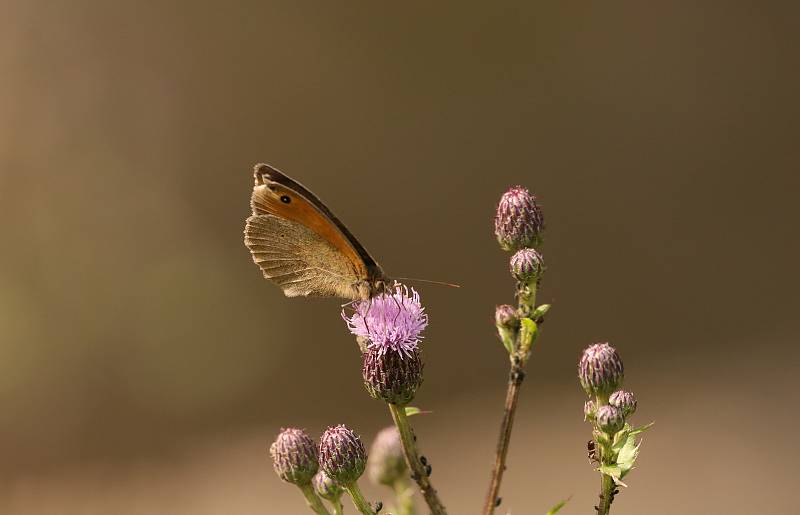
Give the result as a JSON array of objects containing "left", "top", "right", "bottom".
[{"left": 1, "top": 1, "right": 798, "bottom": 513}]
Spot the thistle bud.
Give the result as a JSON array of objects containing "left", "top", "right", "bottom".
[
  {"left": 269, "top": 427, "right": 319, "bottom": 485},
  {"left": 495, "top": 186, "right": 544, "bottom": 251},
  {"left": 596, "top": 405, "right": 625, "bottom": 434},
  {"left": 319, "top": 425, "right": 368, "bottom": 485},
  {"left": 609, "top": 390, "right": 637, "bottom": 417},
  {"left": 495, "top": 304, "right": 519, "bottom": 330},
  {"left": 583, "top": 399, "right": 597, "bottom": 422},
  {"left": 312, "top": 470, "right": 343, "bottom": 501},
  {"left": 367, "top": 426, "right": 407, "bottom": 486},
  {"left": 578, "top": 342, "right": 624, "bottom": 398},
  {"left": 362, "top": 346, "right": 423, "bottom": 406},
  {"left": 509, "top": 248, "right": 544, "bottom": 284}
]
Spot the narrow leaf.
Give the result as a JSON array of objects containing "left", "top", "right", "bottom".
[
  {"left": 629, "top": 421, "right": 655, "bottom": 437},
  {"left": 545, "top": 496, "right": 570, "bottom": 515},
  {"left": 404, "top": 406, "right": 432, "bottom": 417}
]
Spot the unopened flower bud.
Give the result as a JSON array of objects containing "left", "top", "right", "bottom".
[
  {"left": 363, "top": 346, "right": 423, "bottom": 406},
  {"left": 319, "top": 425, "right": 367, "bottom": 485},
  {"left": 509, "top": 248, "right": 544, "bottom": 284},
  {"left": 367, "top": 426, "right": 407, "bottom": 486},
  {"left": 609, "top": 390, "right": 637, "bottom": 417},
  {"left": 312, "top": 470, "right": 343, "bottom": 501},
  {"left": 495, "top": 186, "right": 544, "bottom": 251},
  {"left": 578, "top": 343, "right": 624, "bottom": 398},
  {"left": 596, "top": 405, "right": 625, "bottom": 434},
  {"left": 269, "top": 428, "right": 318, "bottom": 485},
  {"left": 495, "top": 304, "right": 519, "bottom": 330},
  {"left": 584, "top": 400, "right": 597, "bottom": 422}
]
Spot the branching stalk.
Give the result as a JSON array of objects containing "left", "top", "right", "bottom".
[{"left": 483, "top": 281, "right": 540, "bottom": 515}]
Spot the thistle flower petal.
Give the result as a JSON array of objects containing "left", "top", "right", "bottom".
[{"left": 342, "top": 284, "right": 428, "bottom": 357}]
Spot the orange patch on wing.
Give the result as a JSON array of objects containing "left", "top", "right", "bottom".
[{"left": 251, "top": 184, "right": 368, "bottom": 278}]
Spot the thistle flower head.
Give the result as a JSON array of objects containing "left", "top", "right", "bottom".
[
  {"left": 312, "top": 470, "right": 343, "bottom": 501},
  {"left": 319, "top": 425, "right": 368, "bottom": 485},
  {"left": 578, "top": 342, "right": 624, "bottom": 397},
  {"left": 495, "top": 186, "right": 544, "bottom": 251},
  {"left": 363, "top": 345, "right": 423, "bottom": 405},
  {"left": 596, "top": 405, "right": 625, "bottom": 434},
  {"left": 367, "top": 426, "right": 407, "bottom": 486},
  {"left": 609, "top": 390, "right": 638, "bottom": 417},
  {"left": 343, "top": 284, "right": 428, "bottom": 357},
  {"left": 269, "top": 427, "right": 319, "bottom": 485},
  {"left": 509, "top": 248, "right": 545, "bottom": 283}
]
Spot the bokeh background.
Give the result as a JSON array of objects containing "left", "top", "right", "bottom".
[{"left": 1, "top": 1, "right": 798, "bottom": 513}]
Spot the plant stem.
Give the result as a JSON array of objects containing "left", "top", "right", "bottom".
[
  {"left": 388, "top": 403, "right": 449, "bottom": 515},
  {"left": 597, "top": 472, "right": 616, "bottom": 515},
  {"left": 483, "top": 280, "right": 539, "bottom": 515},
  {"left": 482, "top": 362, "right": 525, "bottom": 514},
  {"left": 298, "top": 483, "right": 333, "bottom": 515},
  {"left": 345, "top": 482, "right": 376, "bottom": 515},
  {"left": 392, "top": 477, "right": 416, "bottom": 515},
  {"left": 330, "top": 496, "right": 345, "bottom": 515}
]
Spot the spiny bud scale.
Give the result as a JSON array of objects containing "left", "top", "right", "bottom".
[
  {"left": 269, "top": 427, "right": 318, "bottom": 485},
  {"left": 609, "top": 390, "right": 638, "bottom": 417},
  {"left": 363, "top": 346, "right": 423, "bottom": 406},
  {"left": 509, "top": 248, "right": 544, "bottom": 283},
  {"left": 578, "top": 342, "right": 624, "bottom": 397},
  {"left": 494, "top": 186, "right": 544, "bottom": 251},
  {"left": 319, "top": 425, "right": 367, "bottom": 485},
  {"left": 596, "top": 405, "right": 625, "bottom": 434}
]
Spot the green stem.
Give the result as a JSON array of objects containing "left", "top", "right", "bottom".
[
  {"left": 392, "top": 477, "right": 416, "bottom": 515},
  {"left": 597, "top": 471, "right": 616, "bottom": 515},
  {"left": 298, "top": 483, "right": 333, "bottom": 515},
  {"left": 388, "top": 404, "right": 449, "bottom": 515},
  {"left": 330, "top": 495, "right": 345, "bottom": 515},
  {"left": 345, "top": 482, "right": 376, "bottom": 515}
]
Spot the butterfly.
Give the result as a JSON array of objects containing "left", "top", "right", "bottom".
[{"left": 244, "top": 163, "right": 391, "bottom": 300}]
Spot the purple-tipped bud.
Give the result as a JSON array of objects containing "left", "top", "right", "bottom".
[
  {"left": 495, "top": 186, "right": 544, "bottom": 251},
  {"left": 509, "top": 248, "right": 544, "bottom": 283},
  {"left": 312, "top": 470, "right": 343, "bottom": 501},
  {"left": 363, "top": 346, "right": 423, "bottom": 406},
  {"left": 495, "top": 304, "right": 519, "bottom": 330},
  {"left": 578, "top": 343, "right": 624, "bottom": 397},
  {"left": 609, "top": 390, "right": 638, "bottom": 417},
  {"left": 319, "top": 425, "right": 367, "bottom": 485},
  {"left": 269, "top": 428, "right": 319, "bottom": 485},
  {"left": 584, "top": 399, "right": 597, "bottom": 422},
  {"left": 596, "top": 405, "right": 625, "bottom": 434},
  {"left": 367, "top": 426, "right": 407, "bottom": 486}
]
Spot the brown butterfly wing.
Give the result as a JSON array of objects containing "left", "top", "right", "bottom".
[
  {"left": 244, "top": 164, "right": 387, "bottom": 299},
  {"left": 244, "top": 214, "right": 362, "bottom": 298}
]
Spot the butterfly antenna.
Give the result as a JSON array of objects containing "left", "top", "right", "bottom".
[{"left": 394, "top": 277, "right": 461, "bottom": 289}]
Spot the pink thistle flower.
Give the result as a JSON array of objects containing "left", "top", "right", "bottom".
[{"left": 342, "top": 284, "right": 428, "bottom": 357}]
